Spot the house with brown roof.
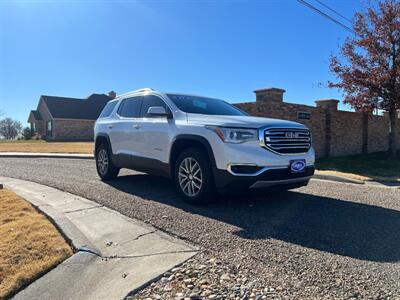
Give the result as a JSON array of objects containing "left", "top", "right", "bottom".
[{"left": 28, "top": 91, "right": 116, "bottom": 141}]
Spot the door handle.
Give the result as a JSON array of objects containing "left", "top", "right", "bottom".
[
  {"left": 133, "top": 124, "right": 141, "bottom": 129},
  {"left": 108, "top": 124, "right": 114, "bottom": 129}
]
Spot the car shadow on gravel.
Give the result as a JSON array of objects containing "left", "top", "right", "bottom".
[{"left": 106, "top": 174, "right": 400, "bottom": 263}]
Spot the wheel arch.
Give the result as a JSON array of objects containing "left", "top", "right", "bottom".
[
  {"left": 95, "top": 134, "right": 113, "bottom": 155},
  {"left": 169, "top": 135, "right": 217, "bottom": 176}
]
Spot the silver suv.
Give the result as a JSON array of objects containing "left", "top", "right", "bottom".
[{"left": 94, "top": 88, "right": 315, "bottom": 204}]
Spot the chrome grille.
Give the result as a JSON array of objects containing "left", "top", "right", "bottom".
[{"left": 262, "top": 128, "right": 311, "bottom": 154}]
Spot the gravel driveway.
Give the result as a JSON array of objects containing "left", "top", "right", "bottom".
[{"left": 1, "top": 157, "right": 399, "bottom": 299}]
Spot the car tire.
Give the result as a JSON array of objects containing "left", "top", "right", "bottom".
[
  {"left": 95, "top": 143, "right": 120, "bottom": 180},
  {"left": 174, "top": 147, "right": 216, "bottom": 205}
]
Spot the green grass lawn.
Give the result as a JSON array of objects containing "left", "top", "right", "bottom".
[{"left": 316, "top": 151, "right": 400, "bottom": 182}]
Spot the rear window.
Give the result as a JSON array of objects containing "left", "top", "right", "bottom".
[
  {"left": 99, "top": 100, "right": 118, "bottom": 118},
  {"left": 118, "top": 96, "right": 142, "bottom": 118}
]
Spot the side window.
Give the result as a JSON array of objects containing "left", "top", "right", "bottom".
[
  {"left": 46, "top": 121, "right": 53, "bottom": 136},
  {"left": 140, "top": 95, "right": 168, "bottom": 117},
  {"left": 99, "top": 100, "right": 118, "bottom": 118},
  {"left": 118, "top": 96, "right": 142, "bottom": 118}
]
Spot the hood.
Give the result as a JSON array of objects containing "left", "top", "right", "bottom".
[{"left": 186, "top": 113, "right": 307, "bottom": 129}]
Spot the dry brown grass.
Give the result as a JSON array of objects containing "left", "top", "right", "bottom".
[
  {"left": 0, "top": 188, "right": 73, "bottom": 299},
  {"left": 0, "top": 140, "right": 93, "bottom": 154}
]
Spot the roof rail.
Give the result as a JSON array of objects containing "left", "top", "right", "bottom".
[
  {"left": 132, "top": 88, "right": 154, "bottom": 93},
  {"left": 117, "top": 88, "right": 155, "bottom": 98}
]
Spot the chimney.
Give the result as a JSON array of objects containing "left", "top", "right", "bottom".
[
  {"left": 108, "top": 90, "right": 117, "bottom": 99},
  {"left": 254, "top": 87, "right": 285, "bottom": 105}
]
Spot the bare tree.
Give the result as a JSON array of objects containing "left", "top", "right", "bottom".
[{"left": 0, "top": 118, "right": 23, "bottom": 140}]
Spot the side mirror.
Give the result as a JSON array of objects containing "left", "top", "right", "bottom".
[{"left": 147, "top": 106, "right": 172, "bottom": 118}]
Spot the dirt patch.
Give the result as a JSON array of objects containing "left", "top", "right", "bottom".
[{"left": 0, "top": 188, "right": 73, "bottom": 299}]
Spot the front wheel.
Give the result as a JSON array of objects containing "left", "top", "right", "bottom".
[
  {"left": 174, "top": 148, "right": 216, "bottom": 205},
  {"left": 95, "top": 143, "right": 120, "bottom": 180}
]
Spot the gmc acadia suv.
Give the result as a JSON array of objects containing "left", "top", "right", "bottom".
[{"left": 94, "top": 88, "right": 315, "bottom": 204}]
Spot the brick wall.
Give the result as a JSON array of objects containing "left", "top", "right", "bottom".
[
  {"left": 329, "top": 111, "right": 363, "bottom": 156},
  {"left": 36, "top": 120, "right": 45, "bottom": 137},
  {"left": 38, "top": 99, "right": 53, "bottom": 138},
  {"left": 235, "top": 87, "right": 400, "bottom": 158},
  {"left": 53, "top": 119, "right": 95, "bottom": 141}
]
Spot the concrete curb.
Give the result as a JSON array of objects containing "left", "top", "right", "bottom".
[
  {"left": 1, "top": 177, "right": 198, "bottom": 300},
  {"left": 312, "top": 173, "right": 365, "bottom": 185},
  {"left": 0, "top": 152, "right": 93, "bottom": 159}
]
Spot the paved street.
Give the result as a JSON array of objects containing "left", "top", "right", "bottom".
[{"left": 1, "top": 157, "right": 399, "bottom": 299}]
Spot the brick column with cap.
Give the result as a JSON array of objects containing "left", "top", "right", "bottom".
[
  {"left": 315, "top": 99, "right": 339, "bottom": 157},
  {"left": 254, "top": 87, "right": 286, "bottom": 114},
  {"left": 315, "top": 99, "right": 339, "bottom": 111},
  {"left": 255, "top": 87, "right": 285, "bottom": 104}
]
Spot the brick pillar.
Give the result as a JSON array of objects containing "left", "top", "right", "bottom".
[
  {"left": 254, "top": 87, "right": 285, "bottom": 115},
  {"left": 316, "top": 99, "right": 339, "bottom": 157},
  {"left": 254, "top": 87, "right": 285, "bottom": 104},
  {"left": 315, "top": 99, "right": 339, "bottom": 112},
  {"left": 362, "top": 112, "right": 369, "bottom": 154}
]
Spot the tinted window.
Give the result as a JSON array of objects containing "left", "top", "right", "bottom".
[
  {"left": 167, "top": 94, "right": 246, "bottom": 116},
  {"left": 140, "top": 95, "right": 168, "bottom": 117},
  {"left": 118, "top": 96, "right": 142, "bottom": 118},
  {"left": 99, "top": 100, "right": 118, "bottom": 118}
]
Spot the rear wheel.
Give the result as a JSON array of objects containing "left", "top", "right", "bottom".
[
  {"left": 174, "top": 148, "right": 216, "bottom": 205},
  {"left": 96, "top": 143, "right": 120, "bottom": 180}
]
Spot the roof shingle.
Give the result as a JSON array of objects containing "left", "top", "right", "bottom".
[
  {"left": 41, "top": 94, "right": 112, "bottom": 120},
  {"left": 29, "top": 110, "right": 42, "bottom": 120}
]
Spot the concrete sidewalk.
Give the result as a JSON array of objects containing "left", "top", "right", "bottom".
[{"left": 1, "top": 177, "right": 198, "bottom": 300}]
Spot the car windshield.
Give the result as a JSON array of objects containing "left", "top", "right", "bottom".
[{"left": 167, "top": 94, "right": 247, "bottom": 116}]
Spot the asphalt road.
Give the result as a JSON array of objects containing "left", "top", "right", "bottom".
[{"left": 1, "top": 157, "right": 399, "bottom": 299}]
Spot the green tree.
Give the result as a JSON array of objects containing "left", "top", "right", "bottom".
[{"left": 22, "top": 126, "right": 33, "bottom": 140}]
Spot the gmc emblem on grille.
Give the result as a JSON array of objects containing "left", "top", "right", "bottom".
[{"left": 285, "top": 132, "right": 299, "bottom": 138}]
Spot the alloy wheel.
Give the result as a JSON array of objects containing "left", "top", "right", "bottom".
[
  {"left": 97, "top": 148, "right": 109, "bottom": 175},
  {"left": 178, "top": 157, "right": 203, "bottom": 197}
]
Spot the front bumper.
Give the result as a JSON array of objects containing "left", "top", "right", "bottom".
[
  {"left": 213, "top": 166, "right": 314, "bottom": 193},
  {"left": 211, "top": 138, "right": 315, "bottom": 170}
]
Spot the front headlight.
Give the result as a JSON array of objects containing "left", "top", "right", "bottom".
[{"left": 206, "top": 126, "right": 258, "bottom": 143}]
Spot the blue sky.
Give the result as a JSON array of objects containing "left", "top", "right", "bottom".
[{"left": 0, "top": 0, "right": 364, "bottom": 124}]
